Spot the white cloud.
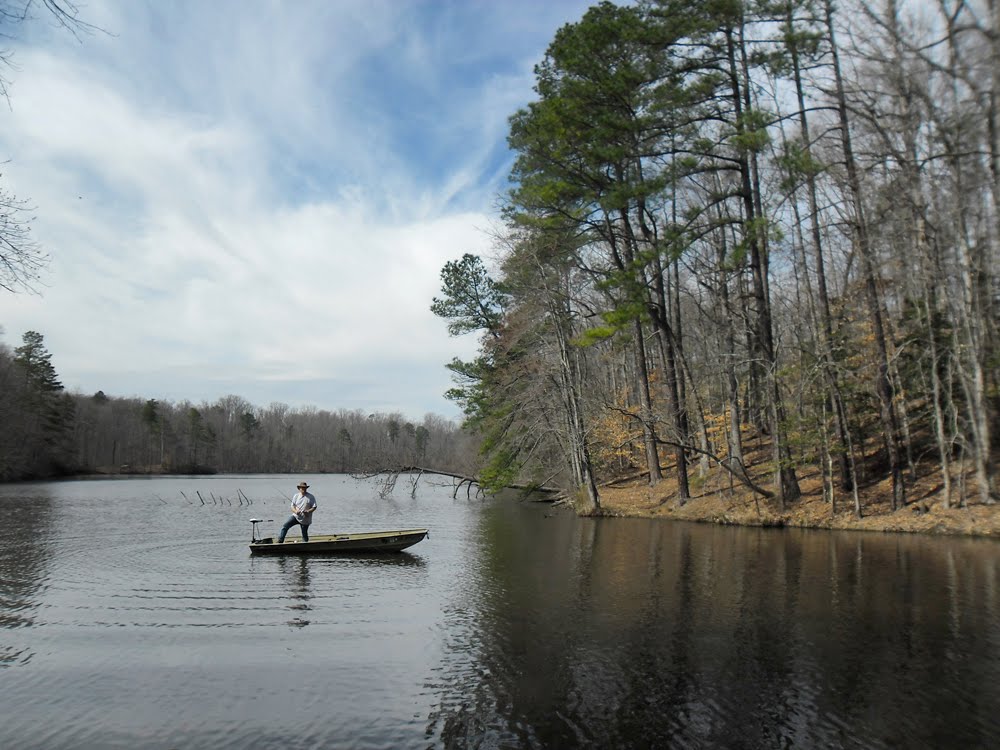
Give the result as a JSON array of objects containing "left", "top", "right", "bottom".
[{"left": 0, "top": 0, "right": 592, "bottom": 419}]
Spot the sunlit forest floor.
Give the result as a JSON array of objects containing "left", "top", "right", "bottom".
[{"left": 596, "top": 443, "right": 1000, "bottom": 539}]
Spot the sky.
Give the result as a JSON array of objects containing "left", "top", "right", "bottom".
[{"left": 0, "top": 0, "right": 593, "bottom": 422}]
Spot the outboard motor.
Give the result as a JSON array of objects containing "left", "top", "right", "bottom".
[{"left": 249, "top": 518, "right": 274, "bottom": 544}]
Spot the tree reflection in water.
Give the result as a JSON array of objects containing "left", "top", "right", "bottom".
[
  {"left": 426, "top": 506, "right": 1000, "bottom": 749},
  {"left": 0, "top": 491, "right": 54, "bottom": 668}
]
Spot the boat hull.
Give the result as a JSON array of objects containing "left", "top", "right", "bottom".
[{"left": 249, "top": 528, "right": 428, "bottom": 555}]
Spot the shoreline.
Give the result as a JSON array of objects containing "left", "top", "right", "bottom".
[
  {"left": 592, "top": 469, "right": 1000, "bottom": 539},
  {"left": 10, "top": 466, "right": 999, "bottom": 539}
]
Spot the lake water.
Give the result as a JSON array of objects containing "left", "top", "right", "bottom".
[{"left": 1, "top": 474, "right": 999, "bottom": 749}]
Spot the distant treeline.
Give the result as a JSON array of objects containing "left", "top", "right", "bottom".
[{"left": 0, "top": 330, "right": 479, "bottom": 481}]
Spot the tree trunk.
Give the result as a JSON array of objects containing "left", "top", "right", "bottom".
[
  {"left": 825, "top": 0, "right": 905, "bottom": 509},
  {"left": 785, "top": 0, "right": 853, "bottom": 491},
  {"left": 726, "top": 24, "right": 800, "bottom": 508}
]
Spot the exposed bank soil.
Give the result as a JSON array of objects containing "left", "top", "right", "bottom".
[{"left": 592, "top": 461, "right": 1000, "bottom": 539}]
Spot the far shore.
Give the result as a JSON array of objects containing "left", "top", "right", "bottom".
[{"left": 13, "top": 464, "right": 1000, "bottom": 539}]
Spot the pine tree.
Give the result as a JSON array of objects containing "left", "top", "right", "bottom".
[{"left": 12, "top": 330, "right": 74, "bottom": 475}]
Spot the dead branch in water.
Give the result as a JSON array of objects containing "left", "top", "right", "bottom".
[{"left": 352, "top": 466, "right": 562, "bottom": 500}]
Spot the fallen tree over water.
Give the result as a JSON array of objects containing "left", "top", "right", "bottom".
[{"left": 353, "top": 466, "right": 562, "bottom": 500}]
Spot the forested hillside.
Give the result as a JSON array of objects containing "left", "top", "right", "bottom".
[
  {"left": 433, "top": 0, "right": 999, "bottom": 516},
  {"left": 0, "top": 330, "right": 478, "bottom": 481}
]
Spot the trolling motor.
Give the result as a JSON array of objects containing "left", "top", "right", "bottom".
[{"left": 250, "top": 518, "right": 274, "bottom": 544}]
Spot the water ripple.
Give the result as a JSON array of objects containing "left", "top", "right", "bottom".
[{"left": 2, "top": 479, "right": 1000, "bottom": 749}]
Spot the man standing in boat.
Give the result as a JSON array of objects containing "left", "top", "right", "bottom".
[{"left": 278, "top": 482, "right": 317, "bottom": 543}]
